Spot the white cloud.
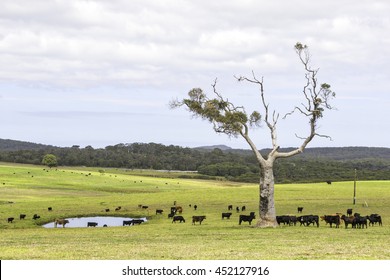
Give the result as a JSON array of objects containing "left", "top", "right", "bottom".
[{"left": 0, "top": 0, "right": 389, "bottom": 148}]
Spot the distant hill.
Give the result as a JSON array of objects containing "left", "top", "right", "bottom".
[
  {"left": 1, "top": 138, "right": 389, "bottom": 160},
  {"left": 194, "top": 145, "right": 233, "bottom": 151},
  {"left": 228, "top": 146, "right": 390, "bottom": 161},
  {"left": 0, "top": 139, "right": 56, "bottom": 151}
]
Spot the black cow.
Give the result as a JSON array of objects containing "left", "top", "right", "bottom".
[
  {"left": 123, "top": 220, "right": 132, "bottom": 226},
  {"left": 192, "top": 215, "right": 206, "bottom": 225},
  {"left": 141, "top": 205, "right": 149, "bottom": 209},
  {"left": 236, "top": 206, "right": 240, "bottom": 213},
  {"left": 239, "top": 213, "right": 256, "bottom": 225},
  {"left": 7, "top": 217, "right": 14, "bottom": 223},
  {"left": 156, "top": 209, "right": 164, "bottom": 215},
  {"left": 289, "top": 216, "right": 297, "bottom": 226},
  {"left": 366, "top": 214, "right": 382, "bottom": 226},
  {"left": 170, "top": 207, "right": 177, "bottom": 214},
  {"left": 194, "top": 205, "right": 198, "bottom": 211},
  {"left": 32, "top": 214, "right": 40, "bottom": 220},
  {"left": 48, "top": 207, "right": 52, "bottom": 211},
  {"left": 87, "top": 222, "right": 98, "bottom": 227},
  {"left": 321, "top": 215, "right": 341, "bottom": 228},
  {"left": 297, "top": 207, "right": 303, "bottom": 213},
  {"left": 172, "top": 216, "right": 185, "bottom": 223},
  {"left": 353, "top": 215, "right": 367, "bottom": 229},
  {"left": 115, "top": 206, "right": 122, "bottom": 211},
  {"left": 347, "top": 209, "right": 353, "bottom": 216},
  {"left": 297, "top": 215, "right": 319, "bottom": 227},
  {"left": 326, "top": 180, "right": 332, "bottom": 185},
  {"left": 105, "top": 208, "right": 110, "bottom": 212},
  {"left": 222, "top": 212, "right": 232, "bottom": 219},
  {"left": 228, "top": 205, "right": 233, "bottom": 211},
  {"left": 167, "top": 212, "right": 175, "bottom": 219},
  {"left": 131, "top": 219, "right": 144, "bottom": 225},
  {"left": 19, "top": 214, "right": 26, "bottom": 220},
  {"left": 276, "top": 215, "right": 289, "bottom": 225},
  {"left": 241, "top": 206, "right": 246, "bottom": 211},
  {"left": 276, "top": 215, "right": 296, "bottom": 226}
]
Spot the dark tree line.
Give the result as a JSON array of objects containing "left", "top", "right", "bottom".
[{"left": 0, "top": 140, "right": 389, "bottom": 183}]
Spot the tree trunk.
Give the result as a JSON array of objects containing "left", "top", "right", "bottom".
[{"left": 256, "top": 161, "right": 278, "bottom": 228}]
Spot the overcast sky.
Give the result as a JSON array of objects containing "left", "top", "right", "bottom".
[{"left": 0, "top": 0, "right": 389, "bottom": 149}]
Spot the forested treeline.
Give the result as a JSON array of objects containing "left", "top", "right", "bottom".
[{"left": 0, "top": 139, "right": 389, "bottom": 183}]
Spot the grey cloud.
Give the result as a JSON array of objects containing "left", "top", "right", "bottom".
[{"left": 20, "top": 110, "right": 168, "bottom": 119}]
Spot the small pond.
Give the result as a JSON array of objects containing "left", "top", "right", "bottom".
[{"left": 42, "top": 216, "right": 147, "bottom": 228}]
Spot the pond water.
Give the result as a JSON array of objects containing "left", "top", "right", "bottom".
[{"left": 42, "top": 216, "right": 147, "bottom": 228}]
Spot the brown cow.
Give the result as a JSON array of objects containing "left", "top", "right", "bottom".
[{"left": 54, "top": 218, "right": 69, "bottom": 228}]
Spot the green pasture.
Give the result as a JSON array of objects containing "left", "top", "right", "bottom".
[{"left": 0, "top": 162, "right": 389, "bottom": 260}]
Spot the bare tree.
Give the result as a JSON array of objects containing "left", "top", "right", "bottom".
[{"left": 170, "top": 43, "right": 336, "bottom": 227}]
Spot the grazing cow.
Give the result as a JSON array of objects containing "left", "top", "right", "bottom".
[
  {"left": 321, "top": 215, "right": 341, "bottom": 228},
  {"left": 131, "top": 219, "right": 144, "bottom": 225},
  {"left": 7, "top": 217, "right": 14, "bottom": 223},
  {"left": 19, "top": 214, "right": 26, "bottom": 220},
  {"left": 142, "top": 205, "right": 149, "bottom": 209},
  {"left": 168, "top": 212, "right": 175, "bottom": 219},
  {"left": 48, "top": 207, "right": 52, "bottom": 211},
  {"left": 239, "top": 212, "right": 256, "bottom": 225},
  {"left": 105, "top": 208, "right": 110, "bottom": 212},
  {"left": 347, "top": 209, "right": 353, "bottom": 216},
  {"left": 123, "top": 220, "right": 132, "bottom": 226},
  {"left": 228, "top": 205, "right": 233, "bottom": 211},
  {"left": 175, "top": 206, "right": 183, "bottom": 214},
  {"left": 54, "top": 218, "right": 69, "bottom": 228},
  {"left": 297, "top": 215, "right": 319, "bottom": 227},
  {"left": 32, "top": 214, "right": 40, "bottom": 220},
  {"left": 326, "top": 180, "right": 332, "bottom": 185},
  {"left": 341, "top": 215, "right": 355, "bottom": 228},
  {"left": 276, "top": 215, "right": 296, "bottom": 226},
  {"left": 115, "top": 206, "right": 122, "bottom": 211},
  {"left": 297, "top": 207, "right": 303, "bottom": 213},
  {"left": 172, "top": 216, "right": 185, "bottom": 223},
  {"left": 222, "top": 212, "right": 232, "bottom": 219},
  {"left": 156, "top": 209, "right": 164, "bottom": 215},
  {"left": 241, "top": 206, "right": 246, "bottom": 211},
  {"left": 192, "top": 215, "right": 206, "bottom": 225},
  {"left": 366, "top": 214, "right": 382, "bottom": 226},
  {"left": 87, "top": 222, "right": 98, "bottom": 227}
]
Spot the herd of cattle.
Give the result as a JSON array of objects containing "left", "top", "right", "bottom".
[
  {"left": 276, "top": 207, "right": 383, "bottom": 229},
  {"left": 4, "top": 204, "right": 383, "bottom": 229},
  {"left": 156, "top": 203, "right": 257, "bottom": 226},
  {"left": 5, "top": 209, "right": 44, "bottom": 224},
  {"left": 162, "top": 205, "right": 383, "bottom": 229}
]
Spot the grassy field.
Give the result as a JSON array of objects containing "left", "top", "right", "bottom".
[{"left": 0, "top": 162, "right": 389, "bottom": 260}]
